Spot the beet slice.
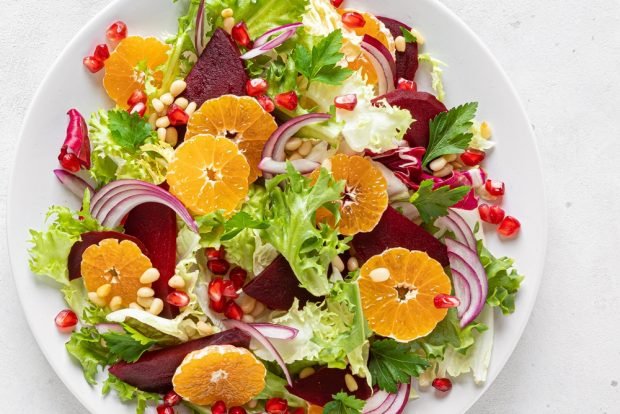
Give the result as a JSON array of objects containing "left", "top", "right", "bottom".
[
  {"left": 374, "top": 89, "right": 447, "bottom": 148},
  {"left": 124, "top": 203, "right": 178, "bottom": 319},
  {"left": 68, "top": 231, "right": 148, "bottom": 281},
  {"left": 181, "top": 28, "right": 248, "bottom": 108},
  {"left": 352, "top": 205, "right": 449, "bottom": 267},
  {"left": 378, "top": 16, "right": 419, "bottom": 81},
  {"left": 242, "top": 255, "right": 320, "bottom": 310},
  {"left": 108, "top": 329, "right": 251, "bottom": 394},
  {"left": 286, "top": 368, "right": 371, "bottom": 407}
]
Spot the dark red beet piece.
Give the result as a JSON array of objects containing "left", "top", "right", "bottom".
[
  {"left": 181, "top": 28, "right": 248, "bottom": 108},
  {"left": 374, "top": 89, "right": 447, "bottom": 148},
  {"left": 286, "top": 368, "right": 371, "bottom": 407},
  {"left": 377, "top": 16, "right": 419, "bottom": 81},
  {"left": 108, "top": 329, "right": 251, "bottom": 394},
  {"left": 352, "top": 206, "right": 449, "bottom": 267},
  {"left": 243, "top": 256, "right": 320, "bottom": 310},
  {"left": 124, "top": 203, "right": 178, "bottom": 319},
  {"left": 68, "top": 231, "right": 148, "bottom": 281}
]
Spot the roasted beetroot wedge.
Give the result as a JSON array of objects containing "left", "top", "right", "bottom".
[
  {"left": 243, "top": 255, "right": 320, "bottom": 310},
  {"left": 286, "top": 368, "right": 371, "bottom": 406},
  {"left": 108, "top": 329, "right": 251, "bottom": 394},
  {"left": 181, "top": 28, "right": 248, "bottom": 108},
  {"left": 124, "top": 203, "right": 178, "bottom": 319},
  {"left": 352, "top": 206, "right": 449, "bottom": 267},
  {"left": 374, "top": 89, "right": 447, "bottom": 148},
  {"left": 378, "top": 16, "right": 419, "bottom": 81},
  {"left": 68, "top": 231, "right": 148, "bottom": 281}
]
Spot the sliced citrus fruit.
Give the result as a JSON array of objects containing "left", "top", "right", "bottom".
[
  {"left": 311, "top": 154, "right": 388, "bottom": 236},
  {"left": 359, "top": 248, "right": 452, "bottom": 342},
  {"left": 172, "top": 344, "right": 266, "bottom": 406},
  {"left": 186, "top": 95, "right": 278, "bottom": 183},
  {"left": 103, "top": 36, "right": 170, "bottom": 108},
  {"left": 80, "top": 238, "right": 153, "bottom": 307},
  {"left": 166, "top": 134, "right": 250, "bottom": 215}
]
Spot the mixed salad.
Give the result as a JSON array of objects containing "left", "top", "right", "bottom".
[{"left": 29, "top": 0, "right": 525, "bottom": 413}]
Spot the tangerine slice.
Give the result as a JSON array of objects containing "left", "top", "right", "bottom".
[
  {"left": 172, "top": 345, "right": 266, "bottom": 406},
  {"left": 186, "top": 95, "right": 278, "bottom": 183},
  {"left": 166, "top": 134, "right": 250, "bottom": 215},
  {"left": 80, "top": 238, "right": 153, "bottom": 307},
  {"left": 312, "top": 154, "right": 388, "bottom": 236},
  {"left": 359, "top": 248, "right": 452, "bottom": 342},
  {"left": 103, "top": 36, "right": 170, "bottom": 108}
]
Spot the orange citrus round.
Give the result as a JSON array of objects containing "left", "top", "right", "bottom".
[
  {"left": 186, "top": 95, "right": 278, "bottom": 183},
  {"left": 166, "top": 134, "right": 250, "bottom": 216},
  {"left": 172, "top": 345, "right": 266, "bottom": 406},
  {"left": 359, "top": 248, "right": 452, "bottom": 342}
]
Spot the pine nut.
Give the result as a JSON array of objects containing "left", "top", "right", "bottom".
[
  {"left": 137, "top": 296, "right": 154, "bottom": 308},
  {"left": 156, "top": 116, "right": 171, "bottom": 128},
  {"left": 247, "top": 400, "right": 258, "bottom": 409},
  {"left": 331, "top": 256, "right": 345, "bottom": 272},
  {"left": 152, "top": 98, "right": 165, "bottom": 114},
  {"left": 168, "top": 275, "right": 186, "bottom": 289},
  {"left": 129, "top": 302, "right": 143, "bottom": 311},
  {"left": 443, "top": 154, "right": 458, "bottom": 162},
  {"left": 285, "top": 137, "right": 302, "bottom": 151},
  {"left": 369, "top": 267, "right": 390, "bottom": 282},
  {"left": 157, "top": 127, "right": 167, "bottom": 142},
  {"left": 223, "top": 17, "right": 235, "bottom": 34},
  {"left": 289, "top": 152, "right": 303, "bottom": 161},
  {"left": 347, "top": 257, "right": 359, "bottom": 272},
  {"left": 433, "top": 163, "right": 454, "bottom": 178},
  {"left": 148, "top": 298, "right": 164, "bottom": 315},
  {"left": 165, "top": 127, "right": 179, "bottom": 147},
  {"left": 109, "top": 296, "right": 122, "bottom": 311},
  {"left": 221, "top": 8, "right": 234, "bottom": 18},
  {"left": 242, "top": 314, "right": 255, "bottom": 323},
  {"left": 345, "top": 374, "right": 359, "bottom": 392},
  {"left": 170, "top": 80, "right": 187, "bottom": 97},
  {"left": 196, "top": 321, "right": 214, "bottom": 336},
  {"left": 148, "top": 113, "right": 158, "bottom": 128},
  {"left": 160, "top": 93, "right": 174, "bottom": 106},
  {"left": 185, "top": 102, "right": 197, "bottom": 116},
  {"left": 298, "top": 141, "right": 313, "bottom": 157},
  {"left": 239, "top": 295, "right": 257, "bottom": 314},
  {"left": 96, "top": 283, "right": 112, "bottom": 298},
  {"left": 410, "top": 28, "right": 425, "bottom": 45},
  {"left": 174, "top": 97, "right": 189, "bottom": 109},
  {"left": 429, "top": 157, "right": 447, "bottom": 172},
  {"left": 140, "top": 268, "right": 160, "bottom": 284},
  {"left": 88, "top": 292, "right": 107, "bottom": 307},
  {"left": 480, "top": 121, "right": 492, "bottom": 139},
  {"left": 395, "top": 36, "right": 407, "bottom": 52},
  {"left": 137, "top": 287, "right": 155, "bottom": 298},
  {"left": 251, "top": 301, "right": 265, "bottom": 317},
  {"left": 299, "top": 367, "right": 316, "bottom": 379}
]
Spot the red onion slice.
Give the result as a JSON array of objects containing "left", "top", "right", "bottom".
[
  {"left": 241, "top": 28, "right": 297, "bottom": 60},
  {"left": 254, "top": 23, "right": 303, "bottom": 47},
  {"left": 363, "top": 390, "right": 397, "bottom": 414},
  {"left": 250, "top": 323, "right": 299, "bottom": 340},
  {"left": 360, "top": 35, "right": 397, "bottom": 95},
  {"left": 54, "top": 169, "right": 94, "bottom": 198},
  {"left": 195, "top": 0, "right": 206, "bottom": 55},
  {"left": 259, "top": 157, "right": 320, "bottom": 175},
  {"left": 447, "top": 209, "right": 477, "bottom": 249},
  {"left": 451, "top": 269, "right": 472, "bottom": 319},
  {"left": 222, "top": 319, "right": 293, "bottom": 386},
  {"left": 383, "top": 383, "right": 411, "bottom": 414}
]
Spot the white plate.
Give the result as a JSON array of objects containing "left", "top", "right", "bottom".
[{"left": 7, "top": 0, "right": 546, "bottom": 413}]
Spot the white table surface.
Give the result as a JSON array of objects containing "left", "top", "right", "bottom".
[{"left": 1, "top": 0, "right": 619, "bottom": 412}]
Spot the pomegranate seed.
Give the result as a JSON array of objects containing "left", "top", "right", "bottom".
[
  {"left": 167, "top": 104, "right": 190, "bottom": 126},
  {"left": 107, "top": 21, "right": 128, "bottom": 42},
  {"left": 231, "top": 21, "right": 252, "bottom": 47},
  {"left": 58, "top": 150, "right": 81, "bottom": 173},
  {"left": 246, "top": 78, "right": 268, "bottom": 97},
  {"left": 208, "top": 259, "right": 230, "bottom": 275},
  {"left": 330, "top": 0, "right": 344, "bottom": 7},
  {"left": 127, "top": 89, "right": 147, "bottom": 106},
  {"left": 166, "top": 291, "right": 190, "bottom": 308},
  {"left": 229, "top": 267, "right": 247, "bottom": 289},
  {"left": 485, "top": 179, "right": 505, "bottom": 197},
  {"left": 275, "top": 91, "right": 298, "bottom": 111},
  {"left": 433, "top": 294, "right": 460, "bottom": 309},
  {"left": 460, "top": 149, "right": 485, "bottom": 166},
  {"left": 224, "top": 301, "right": 244, "bottom": 320},
  {"left": 206, "top": 247, "right": 225, "bottom": 261},
  {"left": 257, "top": 95, "right": 275, "bottom": 113},
  {"left": 93, "top": 44, "right": 110, "bottom": 62},
  {"left": 432, "top": 377, "right": 452, "bottom": 392},
  {"left": 397, "top": 78, "right": 417, "bottom": 91},
  {"left": 341, "top": 11, "right": 366, "bottom": 28},
  {"left": 334, "top": 94, "right": 358, "bottom": 111},
  {"left": 211, "top": 401, "right": 227, "bottom": 414},
  {"left": 229, "top": 407, "right": 247, "bottom": 414},
  {"left": 498, "top": 216, "right": 521, "bottom": 238},
  {"left": 129, "top": 102, "right": 147, "bottom": 117},
  {"left": 163, "top": 391, "right": 181, "bottom": 407},
  {"left": 54, "top": 309, "right": 78, "bottom": 333},
  {"left": 83, "top": 56, "right": 104, "bottom": 73},
  {"left": 156, "top": 405, "right": 175, "bottom": 414},
  {"left": 208, "top": 277, "right": 225, "bottom": 302},
  {"left": 478, "top": 204, "right": 506, "bottom": 225},
  {"left": 265, "top": 398, "right": 288, "bottom": 414},
  {"left": 210, "top": 297, "right": 227, "bottom": 313},
  {"left": 222, "top": 280, "right": 239, "bottom": 299}
]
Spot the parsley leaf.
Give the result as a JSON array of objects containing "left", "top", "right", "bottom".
[
  {"left": 220, "top": 211, "right": 269, "bottom": 241},
  {"left": 422, "top": 102, "right": 478, "bottom": 166},
  {"left": 409, "top": 180, "right": 471, "bottom": 223},
  {"left": 400, "top": 27, "right": 417, "bottom": 44},
  {"left": 108, "top": 110, "right": 153, "bottom": 150},
  {"left": 293, "top": 30, "right": 354, "bottom": 85},
  {"left": 369, "top": 339, "right": 430, "bottom": 392},
  {"left": 323, "top": 392, "right": 365, "bottom": 414},
  {"left": 101, "top": 324, "right": 157, "bottom": 363}
]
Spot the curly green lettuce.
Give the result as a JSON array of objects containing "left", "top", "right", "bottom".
[
  {"left": 478, "top": 241, "right": 524, "bottom": 314},
  {"left": 102, "top": 375, "right": 161, "bottom": 414}
]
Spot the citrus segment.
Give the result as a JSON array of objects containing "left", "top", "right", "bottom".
[
  {"left": 186, "top": 95, "right": 278, "bottom": 183},
  {"left": 80, "top": 238, "right": 153, "bottom": 307},
  {"left": 359, "top": 248, "right": 452, "bottom": 342},
  {"left": 172, "top": 345, "right": 266, "bottom": 406},
  {"left": 166, "top": 134, "right": 250, "bottom": 215},
  {"left": 103, "top": 36, "right": 170, "bottom": 108},
  {"left": 312, "top": 154, "right": 388, "bottom": 236}
]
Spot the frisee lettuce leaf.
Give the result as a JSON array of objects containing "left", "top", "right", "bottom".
[
  {"left": 418, "top": 53, "right": 446, "bottom": 102},
  {"left": 478, "top": 241, "right": 524, "bottom": 314},
  {"left": 102, "top": 375, "right": 161, "bottom": 414},
  {"left": 66, "top": 327, "right": 114, "bottom": 385}
]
